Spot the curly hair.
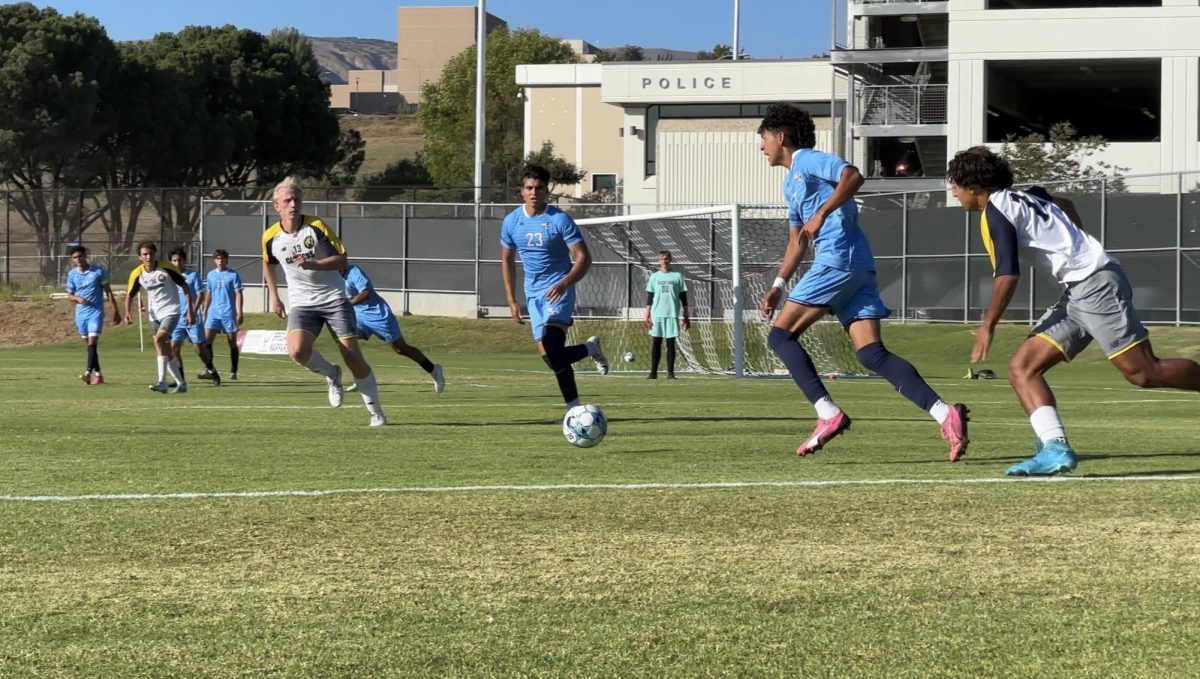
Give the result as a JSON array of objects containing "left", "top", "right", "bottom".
[
  {"left": 756, "top": 104, "right": 817, "bottom": 150},
  {"left": 946, "top": 146, "right": 1014, "bottom": 191}
]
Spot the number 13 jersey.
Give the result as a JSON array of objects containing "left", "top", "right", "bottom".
[
  {"left": 981, "top": 187, "right": 1112, "bottom": 285},
  {"left": 262, "top": 215, "right": 348, "bottom": 307}
]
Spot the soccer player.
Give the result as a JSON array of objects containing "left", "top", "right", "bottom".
[
  {"left": 644, "top": 250, "right": 690, "bottom": 379},
  {"left": 341, "top": 263, "right": 445, "bottom": 394},
  {"left": 168, "top": 247, "right": 219, "bottom": 386},
  {"left": 756, "top": 103, "right": 969, "bottom": 460},
  {"left": 947, "top": 146, "right": 1200, "bottom": 476},
  {"left": 123, "top": 241, "right": 194, "bottom": 393},
  {"left": 263, "top": 176, "right": 387, "bottom": 427},
  {"left": 64, "top": 245, "right": 121, "bottom": 385},
  {"left": 500, "top": 164, "right": 609, "bottom": 411},
  {"left": 201, "top": 248, "right": 244, "bottom": 380}
]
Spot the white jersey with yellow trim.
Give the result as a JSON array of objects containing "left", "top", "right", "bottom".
[
  {"left": 127, "top": 261, "right": 187, "bottom": 322},
  {"left": 262, "top": 215, "right": 348, "bottom": 307},
  {"left": 981, "top": 187, "right": 1113, "bottom": 285}
]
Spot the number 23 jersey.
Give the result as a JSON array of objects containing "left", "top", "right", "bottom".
[{"left": 500, "top": 205, "right": 584, "bottom": 294}]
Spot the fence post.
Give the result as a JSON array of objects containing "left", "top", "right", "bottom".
[{"left": 1176, "top": 171, "right": 1183, "bottom": 327}]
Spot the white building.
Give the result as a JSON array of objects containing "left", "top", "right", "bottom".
[{"left": 518, "top": 0, "right": 1200, "bottom": 205}]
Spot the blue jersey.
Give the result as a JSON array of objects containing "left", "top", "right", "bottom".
[
  {"left": 176, "top": 270, "right": 203, "bottom": 320},
  {"left": 343, "top": 265, "right": 393, "bottom": 325},
  {"left": 784, "top": 149, "right": 875, "bottom": 271},
  {"left": 66, "top": 264, "right": 109, "bottom": 315},
  {"left": 500, "top": 205, "right": 584, "bottom": 294},
  {"left": 204, "top": 268, "right": 243, "bottom": 319}
]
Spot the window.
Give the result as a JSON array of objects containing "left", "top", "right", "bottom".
[{"left": 592, "top": 174, "right": 617, "bottom": 193}]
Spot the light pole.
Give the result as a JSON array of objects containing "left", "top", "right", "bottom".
[{"left": 732, "top": 0, "right": 740, "bottom": 60}]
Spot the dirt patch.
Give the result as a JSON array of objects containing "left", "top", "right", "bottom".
[{"left": 0, "top": 300, "right": 80, "bottom": 348}]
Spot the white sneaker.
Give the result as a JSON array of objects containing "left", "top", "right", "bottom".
[
  {"left": 431, "top": 364, "right": 445, "bottom": 394},
  {"left": 369, "top": 412, "right": 388, "bottom": 427},
  {"left": 327, "top": 365, "right": 344, "bottom": 408},
  {"left": 586, "top": 336, "right": 609, "bottom": 375},
  {"left": 148, "top": 382, "right": 168, "bottom": 393}
]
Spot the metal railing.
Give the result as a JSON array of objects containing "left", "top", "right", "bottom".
[{"left": 859, "top": 84, "right": 948, "bottom": 125}]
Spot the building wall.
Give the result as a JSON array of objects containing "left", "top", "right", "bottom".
[
  {"left": 948, "top": 2, "right": 1200, "bottom": 184},
  {"left": 396, "top": 6, "right": 506, "bottom": 104}
]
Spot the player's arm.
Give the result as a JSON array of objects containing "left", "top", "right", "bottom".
[
  {"left": 165, "top": 268, "right": 196, "bottom": 325},
  {"left": 201, "top": 281, "right": 211, "bottom": 318},
  {"left": 123, "top": 274, "right": 143, "bottom": 324},
  {"left": 500, "top": 245, "right": 524, "bottom": 325},
  {"left": 801, "top": 164, "right": 864, "bottom": 242},
  {"left": 546, "top": 241, "right": 591, "bottom": 303},
  {"left": 234, "top": 278, "right": 244, "bottom": 324},
  {"left": 102, "top": 282, "right": 121, "bottom": 323},
  {"left": 680, "top": 290, "right": 690, "bottom": 331},
  {"left": 760, "top": 225, "right": 810, "bottom": 320},
  {"left": 299, "top": 222, "right": 348, "bottom": 271},
  {"left": 973, "top": 204, "right": 1022, "bottom": 363},
  {"left": 644, "top": 289, "right": 654, "bottom": 329}
]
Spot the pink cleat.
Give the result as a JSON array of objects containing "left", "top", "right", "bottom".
[
  {"left": 940, "top": 403, "right": 970, "bottom": 462},
  {"left": 798, "top": 411, "right": 851, "bottom": 457}
]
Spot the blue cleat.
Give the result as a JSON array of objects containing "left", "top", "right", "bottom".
[{"left": 1006, "top": 438, "right": 1078, "bottom": 476}]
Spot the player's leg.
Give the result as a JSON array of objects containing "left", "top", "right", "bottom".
[
  {"left": 328, "top": 301, "right": 384, "bottom": 424},
  {"left": 661, "top": 320, "right": 680, "bottom": 378},
  {"left": 190, "top": 324, "right": 218, "bottom": 385},
  {"left": 648, "top": 334, "right": 662, "bottom": 379},
  {"left": 1004, "top": 299, "right": 1086, "bottom": 476},
  {"left": 389, "top": 338, "right": 445, "bottom": 394},
  {"left": 666, "top": 338, "right": 677, "bottom": 378},
  {"left": 1111, "top": 342, "right": 1200, "bottom": 390},
  {"left": 75, "top": 314, "right": 92, "bottom": 382},
  {"left": 539, "top": 323, "right": 583, "bottom": 408},
  {"left": 227, "top": 332, "right": 240, "bottom": 378}
]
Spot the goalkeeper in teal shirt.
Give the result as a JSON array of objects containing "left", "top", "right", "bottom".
[{"left": 644, "top": 250, "right": 690, "bottom": 379}]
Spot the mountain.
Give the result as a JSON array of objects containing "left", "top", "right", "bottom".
[{"left": 308, "top": 36, "right": 397, "bottom": 84}]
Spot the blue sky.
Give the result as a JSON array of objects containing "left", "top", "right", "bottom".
[{"left": 35, "top": 0, "right": 832, "bottom": 59}]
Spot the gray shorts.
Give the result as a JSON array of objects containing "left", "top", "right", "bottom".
[
  {"left": 287, "top": 299, "right": 358, "bottom": 340},
  {"left": 151, "top": 315, "right": 180, "bottom": 337},
  {"left": 1031, "top": 263, "right": 1148, "bottom": 360}
]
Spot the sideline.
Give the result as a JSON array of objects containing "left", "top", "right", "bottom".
[{"left": 3, "top": 475, "right": 1198, "bottom": 504}]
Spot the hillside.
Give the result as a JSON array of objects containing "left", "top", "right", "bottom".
[{"left": 309, "top": 36, "right": 397, "bottom": 84}]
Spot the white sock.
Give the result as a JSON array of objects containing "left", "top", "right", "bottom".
[
  {"left": 303, "top": 351, "right": 337, "bottom": 379},
  {"left": 1030, "top": 405, "right": 1068, "bottom": 443},
  {"left": 156, "top": 356, "right": 168, "bottom": 383},
  {"left": 167, "top": 358, "right": 185, "bottom": 386},
  {"left": 929, "top": 400, "right": 950, "bottom": 425},
  {"left": 814, "top": 396, "right": 841, "bottom": 420},
  {"left": 356, "top": 370, "right": 383, "bottom": 416}
]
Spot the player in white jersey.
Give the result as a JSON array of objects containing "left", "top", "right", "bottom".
[
  {"left": 948, "top": 146, "right": 1200, "bottom": 476},
  {"left": 262, "top": 176, "right": 386, "bottom": 427},
  {"left": 123, "top": 241, "right": 195, "bottom": 393}
]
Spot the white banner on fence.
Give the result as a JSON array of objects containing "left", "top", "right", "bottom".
[{"left": 236, "top": 330, "right": 289, "bottom": 355}]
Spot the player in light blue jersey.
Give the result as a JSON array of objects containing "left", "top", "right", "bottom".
[
  {"left": 201, "top": 249, "right": 244, "bottom": 380},
  {"left": 643, "top": 250, "right": 690, "bottom": 379},
  {"left": 169, "top": 248, "right": 219, "bottom": 386},
  {"left": 341, "top": 263, "right": 445, "bottom": 394},
  {"left": 501, "top": 164, "right": 608, "bottom": 411},
  {"left": 756, "top": 104, "right": 968, "bottom": 461},
  {"left": 65, "top": 245, "right": 121, "bottom": 385}
]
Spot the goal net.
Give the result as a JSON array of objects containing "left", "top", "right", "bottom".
[{"left": 567, "top": 204, "right": 866, "bottom": 377}]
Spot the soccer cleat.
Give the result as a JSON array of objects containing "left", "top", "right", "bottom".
[
  {"left": 586, "top": 336, "right": 609, "bottom": 375},
  {"left": 940, "top": 403, "right": 971, "bottom": 462},
  {"left": 667, "top": 373, "right": 677, "bottom": 380},
  {"left": 89, "top": 373, "right": 104, "bottom": 385},
  {"left": 210, "top": 371, "right": 221, "bottom": 387},
  {"left": 80, "top": 372, "right": 91, "bottom": 384},
  {"left": 327, "top": 365, "right": 344, "bottom": 408},
  {"left": 798, "top": 411, "right": 852, "bottom": 457},
  {"left": 647, "top": 374, "right": 657, "bottom": 379},
  {"left": 229, "top": 372, "right": 238, "bottom": 380},
  {"left": 148, "top": 382, "right": 169, "bottom": 393},
  {"left": 431, "top": 364, "right": 445, "bottom": 394},
  {"left": 197, "top": 369, "right": 215, "bottom": 381},
  {"left": 171, "top": 383, "right": 188, "bottom": 394},
  {"left": 1031, "top": 437, "right": 1044, "bottom": 455},
  {"left": 1006, "top": 438, "right": 1078, "bottom": 476},
  {"left": 369, "top": 413, "right": 388, "bottom": 427}
]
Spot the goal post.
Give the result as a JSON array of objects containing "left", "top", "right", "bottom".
[{"left": 570, "top": 204, "right": 866, "bottom": 378}]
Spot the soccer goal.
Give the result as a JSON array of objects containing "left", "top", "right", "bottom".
[{"left": 570, "top": 204, "right": 865, "bottom": 378}]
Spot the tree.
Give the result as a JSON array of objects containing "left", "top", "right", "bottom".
[
  {"left": 522, "top": 141, "right": 585, "bottom": 196},
  {"left": 0, "top": 3, "right": 120, "bottom": 279},
  {"left": 696, "top": 44, "right": 749, "bottom": 60},
  {"left": 593, "top": 45, "right": 646, "bottom": 63},
  {"left": 357, "top": 153, "right": 435, "bottom": 202},
  {"left": 999, "top": 121, "right": 1130, "bottom": 193},
  {"left": 419, "top": 27, "right": 578, "bottom": 197}
]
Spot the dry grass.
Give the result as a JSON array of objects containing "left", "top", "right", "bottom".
[{"left": 338, "top": 113, "right": 424, "bottom": 178}]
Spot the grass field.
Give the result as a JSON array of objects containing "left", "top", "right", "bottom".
[{"left": 2, "top": 318, "right": 1198, "bottom": 677}]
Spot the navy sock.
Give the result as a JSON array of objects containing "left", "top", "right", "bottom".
[
  {"left": 650, "top": 336, "right": 663, "bottom": 375},
  {"left": 856, "top": 342, "right": 939, "bottom": 410},
  {"left": 768, "top": 327, "right": 829, "bottom": 404},
  {"left": 419, "top": 358, "right": 435, "bottom": 373},
  {"left": 87, "top": 344, "right": 99, "bottom": 373},
  {"left": 666, "top": 338, "right": 677, "bottom": 375},
  {"left": 230, "top": 345, "right": 239, "bottom": 373},
  {"left": 541, "top": 327, "right": 580, "bottom": 403}
]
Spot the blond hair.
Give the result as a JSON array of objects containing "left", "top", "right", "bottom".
[{"left": 272, "top": 176, "right": 302, "bottom": 203}]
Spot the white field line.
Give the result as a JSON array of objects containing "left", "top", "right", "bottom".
[{"left": 2, "top": 475, "right": 1198, "bottom": 504}]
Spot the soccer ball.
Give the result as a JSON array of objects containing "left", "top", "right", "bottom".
[
  {"left": 563, "top": 404, "right": 607, "bottom": 448},
  {"left": 623, "top": 351, "right": 636, "bottom": 363}
]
